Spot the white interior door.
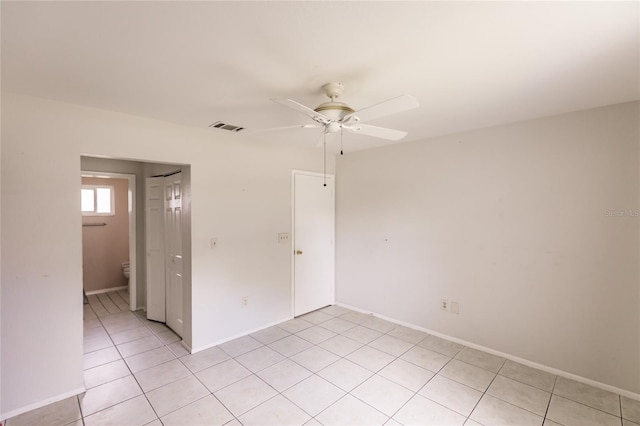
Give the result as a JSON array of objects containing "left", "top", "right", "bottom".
[
  {"left": 165, "top": 173, "right": 184, "bottom": 337},
  {"left": 293, "top": 171, "right": 335, "bottom": 316},
  {"left": 146, "top": 177, "right": 165, "bottom": 322}
]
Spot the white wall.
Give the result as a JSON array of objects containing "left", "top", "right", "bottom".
[
  {"left": 336, "top": 101, "right": 640, "bottom": 393},
  {"left": 0, "top": 93, "right": 332, "bottom": 417}
]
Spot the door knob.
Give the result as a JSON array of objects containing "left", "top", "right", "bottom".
[{"left": 295, "top": 250, "right": 303, "bottom": 255}]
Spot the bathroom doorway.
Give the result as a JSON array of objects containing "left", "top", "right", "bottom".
[{"left": 81, "top": 171, "right": 137, "bottom": 310}]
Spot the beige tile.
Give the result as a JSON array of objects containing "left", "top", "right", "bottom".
[
  {"left": 117, "top": 335, "right": 163, "bottom": 358},
  {"left": 553, "top": 376, "right": 621, "bottom": 416},
  {"left": 283, "top": 375, "right": 345, "bottom": 416},
  {"left": 160, "top": 395, "right": 233, "bottom": 426},
  {"left": 319, "top": 334, "right": 363, "bottom": 357},
  {"left": 439, "top": 359, "right": 496, "bottom": 392},
  {"left": 316, "top": 394, "right": 389, "bottom": 426},
  {"left": 296, "top": 325, "right": 337, "bottom": 344},
  {"left": 319, "top": 305, "right": 351, "bottom": 317},
  {"left": 400, "top": 346, "right": 451, "bottom": 372},
  {"left": 352, "top": 375, "right": 414, "bottom": 417},
  {"left": 7, "top": 396, "right": 81, "bottom": 426},
  {"left": 79, "top": 375, "right": 142, "bottom": 416},
  {"left": 622, "top": 395, "right": 640, "bottom": 423},
  {"left": 195, "top": 358, "right": 252, "bottom": 392},
  {"left": 394, "top": 394, "right": 466, "bottom": 426},
  {"left": 84, "top": 347, "right": 122, "bottom": 370},
  {"left": 109, "top": 326, "right": 153, "bottom": 345},
  {"left": 83, "top": 395, "right": 156, "bottom": 426},
  {"left": 546, "top": 395, "right": 621, "bottom": 426},
  {"left": 346, "top": 345, "right": 396, "bottom": 372},
  {"left": 387, "top": 326, "right": 428, "bottom": 344},
  {"left": 146, "top": 376, "right": 209, "bottom": 417},
  {"left": 257, "top": 359, "right": 313, "bottom": 392},
  {"left": 418, "top": 335, "right": 464, "bottom": 357},
  {"left": 455, "top": 347, "right": 505, "bottom": 373},
  {"left": 419, "top": 375, "right": 482, "bottom": 417},
  {"left": 214, "top": 375, "right": 278, "bottom": 417},
  {"left": 339, "top": 311, "right": 371, "bottom": 325},
  {"left": 180, "top": 346, "right": 229, "bottom": 373},
  {"left": 360, "top": 316, "right": 397, "bottom": 333},
  {"left": 342, "top": 325, "right": 383, "bottom": 344},
  {"left": 218, "top": 335, "right": 263, "bottom": 357},
  {"left": 277, "top": 318, "right": 314, "bottom": 334},
  {"left": 235, "top": 345, "right": 285, "bottom": 372},
  {"left": 134, "top": 359, "right": 191, "bottom": 392},
  {"left": 319, "top": 317, "right": 358, "bottom": 334},
  {"left": 83, "top": 334, "right": 114, "bottom": 354},
  {"left": 318, "top": 358, "right": 374, "bottom": 392},
  {"left": 487, "top": 375, "right": 551, "bottom": 416},
  {"left": 84, "top": 359, "right": 131, "bottom": 389},
  {"left": 167, "top": 341, "right": 190, "bottom": 357},
  {"left": 250, "top": 325, "right": 291, "bottom": 344},
  {"left": 470, "top": 395, "right": 543, "bottom": 426},
  {"left": 378, "top": 358, "right": 435, "bottom": 392},
  {"left": 124, "top": 346, "right": 176, "bottom": 373},
  {"left": 238, "top": 394, "right": 311, "bottom": 426},
  {"left": 624, "top": 420, "right": 640, "bottom": 426},
  {"left": 543, "top": 419, "right": 563, "bottom": 426},
  {"left": 156, "top": 329, "right": 181, "bottom": 345},
  {"left": 299, "top": 310, "right": 333, "bottom": 324},
  {"left": 498, "top": 360, "right": 556, "bottom": 392},
  {"left": 369, "top": 334, "right": 414, "bottom": 357},
  {"left": 268, "top": 334, "right": 313, "bottom": 357},
  {"left": 290, "top": 346, "right": 340, "bottom": 372}
]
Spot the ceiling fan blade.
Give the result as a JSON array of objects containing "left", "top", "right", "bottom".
[
  {"left": 343, "top": 123, "right": 408, "bottom": 141},
  {"left": 251, "top": 124, "right": 320, "bottom": 133},
  {"left": 271, "top": 98, "right": 331, "bottom": 124},
  {"left": 343, "top": 94, "right": 419, "bottom": 123}
]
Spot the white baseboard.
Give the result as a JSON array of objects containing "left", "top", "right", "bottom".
[
  {"left": 189, "top": 316, "right": 292, "bottom": 354},
  {"left": 336, "top": 302, "right": 640, "bottom": 401},
  {"left": 1, "top": 386, "right": 86, "bottom": 422},
  {"left": 85, "top": 286, "right": 128, "bottom": 296}
]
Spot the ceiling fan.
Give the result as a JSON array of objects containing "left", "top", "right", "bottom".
[{"left": 271, "top": 82, "right": 419, "bottom": 145}]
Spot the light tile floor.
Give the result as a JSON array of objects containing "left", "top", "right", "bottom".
[{"left": 5, "top": 291, "right": 640, "bottom": 426}]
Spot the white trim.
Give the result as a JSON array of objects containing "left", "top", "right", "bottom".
[
  {"left": 0, "top": 386, "right": 86, "bottom": 422},
  {"left": 290, "top": 170, "right": 336, "bottom": 318},
  {"left": 189, "top": 317, "right": 291, "bottom": 354},
  {"left": 336, "top": 302, "right": 640, "bottom": 401},
  {"left": 85, "top": 286, "right": 128, "bottom": 296},
  {"left": 81, "top": 171, "right": 137, "bottom": 311}
]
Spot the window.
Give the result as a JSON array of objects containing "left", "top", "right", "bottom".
[{"left": 81, "top": 185, "right": 114, "bottom": 215}]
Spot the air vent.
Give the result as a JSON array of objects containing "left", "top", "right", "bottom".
[{"left": 209, "top": 121, "right": 245, "bottom": 132}]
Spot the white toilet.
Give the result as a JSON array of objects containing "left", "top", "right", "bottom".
[{"left": 122, "top": 262, "right": 130, "bottom": 280}]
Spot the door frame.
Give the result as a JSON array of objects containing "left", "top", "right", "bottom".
[
  {"left": 81, "top": 171, "right": 137, "bottom": 310},
  {"left": 290, "top": 169, "right": 336, "bottom": 318}
]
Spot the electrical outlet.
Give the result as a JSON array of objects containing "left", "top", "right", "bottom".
[
  {"left": 242, "top": 296, "right": 248, "bottom": 308},
  {"left": 451, "top": 301, "right": 459, "bottom": 314},
  {"left": 441, "top": 299, "right": 449, "bottom": 311},
  {"left": 278, "top": 233, "right": 289, "bottom": 244}
]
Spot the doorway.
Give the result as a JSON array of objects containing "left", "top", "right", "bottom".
[
  {"left": 292, "top": 170, "right": 335, "bottom": 316},
  {"left": 81, "top": 171, "right": 137, "bottom": 310}
]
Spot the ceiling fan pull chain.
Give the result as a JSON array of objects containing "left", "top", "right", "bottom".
[
  {"left": 340, "top": 127, "right": 344, "bottom": 155},
  {"left": 323, "top": 131, "right": 327, "bottom": 187}
]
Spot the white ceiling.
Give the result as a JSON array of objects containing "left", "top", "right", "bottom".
[{"left": 2, "top": 1, "right": 638, "bottom": 152}]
